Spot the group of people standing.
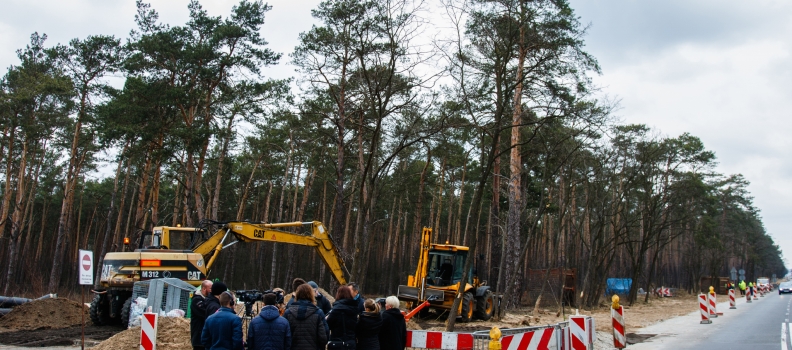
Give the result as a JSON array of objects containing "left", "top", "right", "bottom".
[{"left": 189, "top": 278, "right": 407, "bottom": 350}]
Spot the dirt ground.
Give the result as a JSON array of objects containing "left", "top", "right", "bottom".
[
  {"left": 407, "top": 291, "right": 699, "bottom": 335},
  {"left": 0, "top": 326, "right": 119, "bottom": 347}
]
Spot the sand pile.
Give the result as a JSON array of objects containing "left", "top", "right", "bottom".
[
  {"left": 93, "top": 317, "right": 190, "bottom": 350},
  {"left": 0, "top": 297, "right": 87, "bottom": 330},
  {"left": 283, "top": 287, "right": 335, "bottom": 305},
  {"left": 319, "top": 288, "right": 336, "bottom": 304}
]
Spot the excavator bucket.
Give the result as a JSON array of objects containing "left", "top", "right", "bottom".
[{"left": 398, "top": 285, "right": 419, "bottom": 301}]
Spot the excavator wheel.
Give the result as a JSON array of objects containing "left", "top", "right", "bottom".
[
  {"left": 89, "top": 294, "right": 110, "bottom": 326},
  {"left": 460, "top": 292, "right": 475, "bottom": 322},
  {"left": 120, "top": 297, "right": 132, "bottom": 329},
  {"left": 474, "top": 290, "right": 495, "bottom": 321}
]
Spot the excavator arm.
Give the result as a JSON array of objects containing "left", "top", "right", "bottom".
[{"left": 192, "top": 221, "right": 348, "bottom": 285}]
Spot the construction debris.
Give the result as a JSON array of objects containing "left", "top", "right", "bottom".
[{"left": 0, "top": 297, "right": 86, "bottom": 330}]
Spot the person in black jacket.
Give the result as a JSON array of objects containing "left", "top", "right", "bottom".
[
  {"left": 283, "top": 284, "right": 329, "bottom": 350},
  {"left": 355, "top": 299, "right": 382, "bottom": 350},
  {"left": 307, "top": 281, "right": 332, "bottom": 315},
  {"left": 326, "top": 286, "right": 359, "bottom": 349},
  {"left": 191, "top": 280, "right": 213, "bottom": 350},
  {"left": 378, "top": 296, "right": 406, "bottom": 350},
  {"left": 205, "top": 281, "right": 227, "bottom": 316}
]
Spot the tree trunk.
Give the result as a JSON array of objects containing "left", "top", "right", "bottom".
[
  {"left": 4, "top": 140, "right": 28, "bottom": 294},
  {"left": 95, "top": 151, "right": 124, "bottom": 287},
  {"left": 412, "top": 146, "right": 431, "bottom": 262},
  {"left": 113, "top": 157, "right": 133, "bottom": 250},
  {"left": 270, "top": 134, "right": 294, "bottom": 288},
  {"left": 0, "top": 127, "right": 16, "bottom": 241},
  {"left": 236, "top": 156, "right": 263, "bottom": 220},
  {"left": 504, "top": 22, "right": 527, "bottom": 308},
  {"left": 212, "top": 116, "right": 235, "bottom": 220}
]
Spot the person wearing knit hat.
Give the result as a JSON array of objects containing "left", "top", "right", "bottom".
[
  {"left": 308, "top": 281, "right": 332, "bottom": 314},
  {"left": 205, "top": 281, "right": 227, "bottom": 316}
]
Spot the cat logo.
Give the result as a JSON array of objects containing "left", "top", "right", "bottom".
[
  {"left": 253, "top": 229, "right": 265, "bottom": 238},
  {"left": 188, "top": 271, "right": 201, "bottom": 280}
]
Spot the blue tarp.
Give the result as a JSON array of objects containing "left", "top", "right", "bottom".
[{"left": 606, "top": 278, "right": 632, "bottom": 295}]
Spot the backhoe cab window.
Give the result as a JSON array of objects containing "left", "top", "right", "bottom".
[
  {"left": 143, "top": 229, "right": 192, "bottom": 250},
  {"left": 167, "top": 230, "right": 193, "bottom": 250},
  {"left": 426, "top": 251, "right": 468, "bottom": 286}
]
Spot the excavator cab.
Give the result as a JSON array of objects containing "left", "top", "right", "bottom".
[{"left": 426, "top": 251, "right": 468, "bottom": 286}]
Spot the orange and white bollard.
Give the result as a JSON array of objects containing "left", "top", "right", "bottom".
[
  {"left": 753, "top": 287, "right": 758, "bottom": 300},
  {"left": 747, "top": 288, "right": 752, "bottom": 303},
  {"left": 708, "top": 287, "right": 719, "bottom": 318},
  {"left": 729, "top": 289, "right": 736, "bottom": 309},
  {"left": 699, "top": 294, "right": 712, "bottom": 324},
  {"left": 611, "top": 295, "right": 626, "bottom": 349}
]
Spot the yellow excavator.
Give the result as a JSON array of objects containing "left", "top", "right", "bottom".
[
  {"left": 397, "top": 227, "right": 496, "bottom": 322},
  {"left": 91, "top": 220, "right": 347, "bottom": 327}
]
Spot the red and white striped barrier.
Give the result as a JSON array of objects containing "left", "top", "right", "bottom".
[
  {"left": 699, "top": 294, "right": 711, "bottom": 324},
  {"left": 501, "top": 327, "right": 556, "bottom": 350},
  {"left": 729, "top": 289, "right": 736, "bottom": 309},
  {"left": 747, "top": 288, "right": 752, "bottom": 303},
  {"left": 611, "top": 306, "right": 626, "bottom": 349},
  {"left": 708, "top": 292, "right": 718, "bottom": 317},
  {"left": 753, "top": 288, "right": 758, "bottom": 300},
  {"left": 567, "top": 315, "right": 592, "bottom": 350},
  {"left": 139, "top": 312, "right": 158, "bottom": 350},
  {"left": 405, "top": 330, "right": 474, "bottom": 349},
  {"left": 655, "top": 287, "right": 672, "bottom": 297}
]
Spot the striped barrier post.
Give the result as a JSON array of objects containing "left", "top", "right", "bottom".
[
  {"left": 699, "top": 294, "right": 711, "bottom": 324},
  {"left": 139, "top": 312, "right": 158, "bottom": 350},
  {"left": 501, "top": 327, "right": 556, "bottom": 350},
  {"left": 568, "top": 315, "right": 590, "bottom": 350},
  {"left": 611, "top": 296, "right": 626, "bottom": 349},
  {"left": 405, "top": 330, "right": 474, "bottom": 349},
  {"left": 753, "top": 287, "right": 758, "bottom": 300},
  {"left": 747, "top": 288, "right": 752, "bottom": 303},
  {"left": 760, "top": 286, "right": 765, "bottom": 297},
  {"left": 708, "top": 287, "right": 718, "bottom": 318},
  {"left": 729, "top": 289, "right": 736, "bottom": 309}
]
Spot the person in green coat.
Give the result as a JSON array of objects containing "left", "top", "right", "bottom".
[{"left": 739, "top": 280, "right": 746, "bottom": 296}]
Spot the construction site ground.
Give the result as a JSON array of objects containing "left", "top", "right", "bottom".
[
  {"left": 0, "top": 291, "right": 698, "bottom": 348},
  {"left": 408, "top": 291, "right": 698, "bottom": 334}
]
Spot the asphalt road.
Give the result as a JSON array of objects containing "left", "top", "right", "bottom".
[{"left": 628, "top": 290, "right": 789, "bottom": 350}]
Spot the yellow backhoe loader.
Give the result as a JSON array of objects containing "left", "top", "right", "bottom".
[
  {"left": 91, "top": 220, "right": 347, "bottom": 327},
  {"left": 397, "top": 227, "right": 496, "bottom": 322}
]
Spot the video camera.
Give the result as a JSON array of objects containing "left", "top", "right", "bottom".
[{"left": 234, "top": 289, "right": 285, "bottom": 316}]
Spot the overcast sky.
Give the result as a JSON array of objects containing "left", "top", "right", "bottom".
[{"left": 2, "top": 0, "right": 791, "bottom": 268}]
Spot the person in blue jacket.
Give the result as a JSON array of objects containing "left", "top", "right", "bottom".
[
  {"left": 202, "top": 291, "right": 243, "bottom": 350},
  {"left": 247, "top": 292, "right": 292, "bottom": 350}
]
